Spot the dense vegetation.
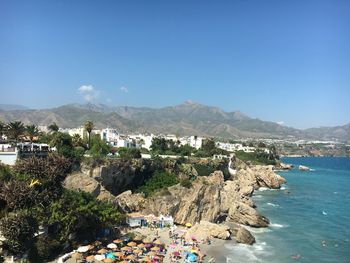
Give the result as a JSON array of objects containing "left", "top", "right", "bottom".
[
  {"left": 0, "top": 154, "right": 123, "bottom": 262},
  {"left": 137, "top": 171, "right": 179, "bottom": 197},
  {"left": 235, "top": 150, "right": 278, "bottom": 165}
]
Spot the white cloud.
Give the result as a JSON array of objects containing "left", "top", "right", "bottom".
[
  {"left": 78, "top": 85, "right": 100, "bottom": 102},
  {"left": 277, "top": 121, "right": 284, "bottom": 125},
  {"left": 120, "top": 86, "right": 129, "bottom": 93}
]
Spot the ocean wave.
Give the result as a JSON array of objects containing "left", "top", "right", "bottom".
[
  {"left": 280, "top": 186, "right": 286, "bottom": 190},
  {"left": 270, "top": 223, "right": 287, "bottom": 228},
  {"left": 322, "top": 211, "right": 327, "bottom": 215},
  {"left": 267, "top": 202, "right": 279, "bottom": 207},
  {"left": 253, "top": 195, "right": 263, "bottom": 199},
  {"left": 258, "top": 187, "right": 276, "bottom": 192},
  {"left": 245, "top": 226, "right": 272, "bottom": 234},
  {"left": 225, "top": 243, "right": 261, "bottom": 262}
]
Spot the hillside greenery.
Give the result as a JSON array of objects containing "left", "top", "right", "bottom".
[{"left": 137, "top": 171, "right": 179, "bottom": 197}]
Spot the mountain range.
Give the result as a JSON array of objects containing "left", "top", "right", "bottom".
[{"left": 0, "top": 102, "right": 349, "bottom": 142}]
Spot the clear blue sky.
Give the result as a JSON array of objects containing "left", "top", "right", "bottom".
[{"left": 0, "top": 0, "right": 349, "bottom": 129}]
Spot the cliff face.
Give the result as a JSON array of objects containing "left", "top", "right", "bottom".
[
  {"left": 64, "top": 157, "right": 286, "bottom": 244},
  {"left": 138, "top": 165, "right": 284, "bottom": 227}
]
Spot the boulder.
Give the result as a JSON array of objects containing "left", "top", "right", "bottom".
[
  {"left": 299, "top": 165, "right": 310, "bottom": 171},
  {"left": 185, "top": 221, "right": 231, "bottom": 240},
  {"left": 233, "top": 226, "right": 255, "bottom": 245},
  {"left": 279, "top": 163, "right": 293, "bottom": 170},
  {"left": 227, "top": 202, "right": 269, "bottom": 227},
  {"left": 63, "top": 172, "right": 114, "bottom": 201}
]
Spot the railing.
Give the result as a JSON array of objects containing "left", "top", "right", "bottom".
[{"left": 0, "top": 147, "right": 16, "bottom": 152}]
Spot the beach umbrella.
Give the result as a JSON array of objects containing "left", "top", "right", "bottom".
[
  {"left": 147, "top": 251, "right": 156, "bottom": 256},
  {"left": 119, "top": 261, "right": 129, "bottom": 263},
  {"left": 142, "top": 238, "right": 152, "bottom": 243},
  {"left": 121, "top": 246, "right": 132, "bottom": 251},
  {"left": 86, "top": 255, "right": 95, "bottom": 262},
  {"left": 139, "top": 256, "right": 151, "bottom": 262},
  {"left": 153, "top": 239, "right": 163, "bottom": 245},
  {"left": 187, "top": 253, "right": 197, "bottom": 262},
  {"left": 103, "top": 258, "right": 114, "bottom": 263},
  {"left": 98, "top": 248, "right": 108, "bottom": 254},
  {"left": 71, "top": 252, "right": 83, "bottom": 259},
  {"left": 107, "top": 243, "right": 118, "bottom": 249},
  {"left": 133, "top": 236, "right": 142, "bottom": 241},
  {"left": 150, "top": 246, "right": 160, "bottom": 251},
  {"left": 127, "top": 241, "right": 137, "bottom": 247},
  {"left": 185, "top": 223, "right": 192, "bottom": 228},
  {"left": 126, "top": 254, "right": 136, "bottom": 260},
  {"left": 106, "top": 252, "right": 116, "bottom": 259},
  {"left": 77, "top": 245, "right": 91, "bottom": 253},
  {"left": 94, "top": 254, "right": 105, "bottom": 261},
  {"left": 137, "top": 243, "right": 145, "bottom": 249},
  {"left": 145, "top": 243, "right": 153, "bottom": 248},
  {"left": 173, "top": 251, "right": 181, "bottom": 257},
  {"left": 114, "top": 252, "right": 123, "bottom": 257},
  {"left": 113, "top": 239, "right": 122, "bottom": 244},
  {"left": 133, "top": 249, "right": 143, "bottom": 255}
]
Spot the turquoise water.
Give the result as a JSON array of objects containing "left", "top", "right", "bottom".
[{"left": 224, "top": 157, "right": 350, "bottom": 263}]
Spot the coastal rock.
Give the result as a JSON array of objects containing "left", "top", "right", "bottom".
[
  {"left": 299, "top": 165, "right": 310, "bottom": 171},
  {"left": 234, "top": 226, "right": 255, "bottom": 245},
  {"left": 227, "top": 202, "right": 269, "bottom": 227},
  {"left": 279, "top": 163, "right": 293, "bottom": 170},
  {"left": 143, "top": 173, "right": 223, "bottom": 225},
  {"left": 185, "top": 221, "right": 231, "bottom": 240},
  {"left": 63, "top": 172, "right": 115, "bottom": 201},
  {"left": 115, "top": 190, "right": 145, "bottom": 213},
  {"left": 235, "top": 165, "right": 286, "bottom": 190}
]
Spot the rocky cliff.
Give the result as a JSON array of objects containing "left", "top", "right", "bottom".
[{"left": 64, "top": 157, "right": 286, "bottom": 244}]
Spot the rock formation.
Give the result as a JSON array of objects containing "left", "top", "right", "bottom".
[
  {"left": 185, "top": 221, "right": 231, "bottom": 240},
  {"left": 64, "top": 157, "right": 286, "bottom": 245}
]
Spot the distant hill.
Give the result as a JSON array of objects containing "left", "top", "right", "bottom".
[
  {"left": 0, "top": 104, "right": 29, "bottom": 111},
  {"left": 0, "top": 102, "right": 349, "bottom": 141}
]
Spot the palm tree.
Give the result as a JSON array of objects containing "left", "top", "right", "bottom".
[
  {"left": 84, "top": 121, "right": 94, "bottom": 149},
  {"left": 0, "top": 121, "right": 5, "bottom": 141},
  {"left": 25, "top": 124, "right": 39, "bottom": 143},
  {"left": 6, "top": 121, "right": 25, "bottom": 143},
  {"left": 48, "top": 122, "right": 59, "bottom": 133}
]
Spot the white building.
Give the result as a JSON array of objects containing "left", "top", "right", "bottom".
[
  {"left": 216, "top": 142, "right": 255, "bottom": 153},
  {"left": 189, "top": 135, "right": 203, "bottom": 149},
  {"left": 100, "top": 128, "right": 120, "bottom": 145}
]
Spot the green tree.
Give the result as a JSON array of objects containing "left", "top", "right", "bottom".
[
  {"left": 118, "top": 147, "right": 141, "bottom": 159},
  {"left": 72, "top": 134, "right": 84, "bottom": 147},
  {"left": 50, "top": 132, "right": 76, "bottom": 158},
  {"left": 84, "top": 120, "right": 94, "bottom": 149},
  {"left": 25, "top": 124, "right": 39, "bottom": 142},
  {"left": 0, "top": 121, "right": 5, "bottom": 140},
  {"left": 43, "top": 190, "right": 122, "bottom": 242},
  {"left": 6, "top": 121, "right": 25, "bottom": 143},
  {"left": 88, "top": 134, "right": 110, "bottom": 156},
  {"left": 48, "top": 122, "right": 59, "bottom": 133}
]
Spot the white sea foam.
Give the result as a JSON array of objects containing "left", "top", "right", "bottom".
[
  {"left": 280, "top": 186, "right": 286, "bottom": 190},
  {"left": 270, "top": 223, "right": 286, "bottom": 228},
  {"left": 245, "top": 226, "right": 272, "bottom": 234},
  {"left": 253, "top": 195, "right": 263, "bottom": 199},
  {"left": 225, "top": 243, "right": 262, "bottom": 262},
  {"left": 267, "top": 202, "right": 279, "bottom": 207},
  {"left": 322, "top": 211, "right": 327, "bottom": 215}
]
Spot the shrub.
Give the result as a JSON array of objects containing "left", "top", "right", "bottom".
[
  {"left": 180, "top": 179, "right": 192, "bottom": 188},
  {"left": 29, "top": 236, "right": 62, "bottom": 263},
  {"left": 193, "top": 164, "right": 215, "bottom": 177},
  {"left": 0, "top": 211, "right": 38, "bottom": 254},
  {"left": 118, "top": 147, "right": 141, "bottom": 159},
  {"left": 138, "top": 171, "right": 179, "bottom": 197}
]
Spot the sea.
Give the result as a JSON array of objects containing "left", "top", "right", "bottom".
[{"left": 222, "top": 157, "right": 350, "bottom": 263}]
